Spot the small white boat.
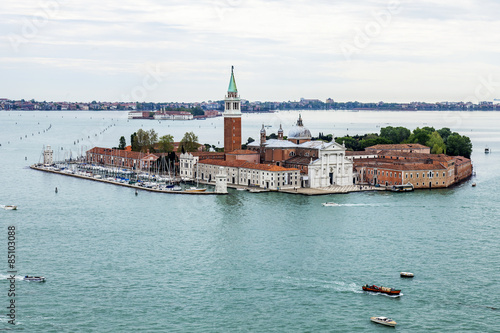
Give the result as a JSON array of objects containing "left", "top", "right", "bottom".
[
  {"left": 23, "top": 276, "right": 46, "bottom": 282},
  {"left": 322, "top": 202, "right": 339, "bottom": 207},
  {"left": 185, "top": 187, "right": 207, "bottom": 193},
  {"left": 471, "top": 183, "right": 476, "bottom": 187},
  {"left": 4, "top": 205, "right": 17, "bottom": 210},
  {"left": 400, "top": 272, "right": 414, "bottom": 278},
  {"left": 370, "top": 316, "right": 397, "bottom": 327}
]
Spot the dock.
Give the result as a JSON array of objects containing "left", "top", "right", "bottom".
[
  {"left": 31, "top": 164, "right": 388, "bottom": 196},
  {"left": 30, "top": 165, "right": 225, "bottom": 195}
]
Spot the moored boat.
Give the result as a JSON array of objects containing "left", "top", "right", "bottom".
[
  {"left": 400, "top": 272, "right": 414, "bottom": 278},
  {"left": 185, "top": 187, "right": 207, "bottom": 193},
  {"left": 370, "top": 316, "right": 397, "bottom": 327},
  {"left": 23, "top": 276, "right": 46, "bottom": 282},
  {"left": 362, "top": 284, "right": 401, "bottom": 295}
]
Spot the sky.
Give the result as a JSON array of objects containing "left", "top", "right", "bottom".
[{"left": 1, "top": 0, "right": 500, "bottom": 103}]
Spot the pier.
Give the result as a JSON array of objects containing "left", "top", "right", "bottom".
[{"left": 30, "top": 164, "right": 225, "bottom": 195}]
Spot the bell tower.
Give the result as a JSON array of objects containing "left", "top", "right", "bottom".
[{"left": 223, "top": 66, "right": 242, "bottom": 153}]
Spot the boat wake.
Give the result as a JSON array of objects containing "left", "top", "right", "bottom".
[
  {"left": 364, "top": 290, "right": 403, "bottom": 298},
  {"left": 0, "top": 274, "right": 24, "bottom": 281},
  {"left": 336, "top": 203, "right": 391, "bottom": 207},
  {"left": 278, "top": 276, "right": 362, "bottom": 294}
]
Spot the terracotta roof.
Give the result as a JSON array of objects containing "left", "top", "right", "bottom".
[
  {"left": 356, "top": 160, "right": 447, "bottom": 171},
  {"left": 87, "top": 147, "right": 150, "bottom": 160},
  {"left": 346, "top": 151, "right": 375, "bottom": 156},
  {"left": 226, "top": 149, "right": 259, "bottom": 155},
  {"left": 284, "top": 156, "right": 315, "bottom": 165},
  {"left": 200, "top": 159, "right": 298, "bottom": 172},
  {"left": 454, "top": 156, "right": 471, "bottom": 165},
  {"left": 366, "top": 143, "right": 429, "bottom": 150}
]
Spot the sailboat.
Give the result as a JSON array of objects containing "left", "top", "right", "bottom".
[{"left": 185, "top": 163, "right": 206, "bottom": 192}]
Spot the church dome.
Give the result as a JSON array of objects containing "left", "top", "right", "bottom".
[
  {"left": 288, "top": 114, "right": 311, "bottom": 139},
  {"left": 288, "top": 127, "right": 311, "bottom": 139}
]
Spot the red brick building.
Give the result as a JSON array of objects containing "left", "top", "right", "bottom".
[{"left": 223, "top": 66, "right": 242, "bottom": 153}]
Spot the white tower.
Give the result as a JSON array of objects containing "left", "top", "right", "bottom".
[
  {"left": 215, "top": 167, "right": 228, "bottom": 194},
  {"left": 43, "top": 145, "right": 53, "bottom": 165}
]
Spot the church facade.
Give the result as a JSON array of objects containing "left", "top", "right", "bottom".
[{"left": 248, "top": 115, "right": 354, "bottom": 188}]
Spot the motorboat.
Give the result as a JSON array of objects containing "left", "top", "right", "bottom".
[
  {"left": 390, "top": 183, "right": 414, "bottom": 192},
  {"left": 23, "top": 276, "right": 46, "bottom": 282},
  {"left": 322, "top": 202, "right": 339, "bottom": 207},
  {"left": 370, "top": 316, "right": 397, "bottom": 327},
  {"left": 400, "top": 272, "right": 414, "bottom": 278},
  {"left": 185, "top": 187, "right": 207, "bottom": 193},
  {"left": 3, "top": 205, "right": 17, "bottom": 210},
  {"left": 362, "top": 284, "right": 401, "bottom": 295},
  {"left": 471, "top": 183, "right": 476, "bottom": 187}
]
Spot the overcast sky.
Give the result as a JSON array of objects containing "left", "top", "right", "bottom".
[{"left": 2, "top": 0, "right": 500, "bottom": 103}]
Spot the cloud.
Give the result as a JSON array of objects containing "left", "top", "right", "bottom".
[{"left": 1, "top": 0, "right": 500, "bottom": 102}]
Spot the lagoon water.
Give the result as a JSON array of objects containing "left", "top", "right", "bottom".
[{"left": 1, "top": 110, "right": 499, "bottom": 332}]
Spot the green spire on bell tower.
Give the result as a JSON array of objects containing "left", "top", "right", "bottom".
[{"left": 228, "top": 66, "right": 238, "bottom": 93}]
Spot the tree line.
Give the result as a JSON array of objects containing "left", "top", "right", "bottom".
[
  {"left": 116, "top": 129, "right": 201, "bottom": 154},
  {"left": 334, "top": 126, "right": 472, "bottom": 158}
]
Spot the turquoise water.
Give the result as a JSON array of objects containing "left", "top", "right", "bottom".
[{"left": 1, "top": 111, "right": 499, "bottom": 332}]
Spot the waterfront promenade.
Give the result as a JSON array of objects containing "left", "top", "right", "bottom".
[{"left": 31, "top": 164, "right": 386, "bottom": 196}]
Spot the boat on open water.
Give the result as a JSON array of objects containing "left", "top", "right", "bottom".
[
  {"left": 322, "top": 202, "right": 339, "bottom": 207},
  {"left": 362, "top": 284, "right": 401, "bottom": 295},
  {"left": 370, "top": 316, "right": 397, "bottom": 327},
  {"left": 23, "top": 276, "right": 46, "bottom": 282},
  {"left": 3, "top": 205, "right": 17, "bottom": 210},
  {"left": 400, "top": 272, "right": 414, "bottom": 278}
]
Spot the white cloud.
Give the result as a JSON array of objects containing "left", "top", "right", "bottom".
[{"left": 1, "top": 0, "right": 500, "bottom": 102}]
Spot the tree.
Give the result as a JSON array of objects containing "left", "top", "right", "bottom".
[
  {"left": 131, "top": 132, "right": 139, "bottom": 151},
  {"left": 359, "top": 136, "right": 391, "bottom": 150},
  {"left": 426, "top": 132, "right": 446, "bottom": 154},
  {"left": 408, "top": 127, "right": 431, "bottom": 145},
  {"left": 437, "top": 127, "right": 452, "bottom": 144},
  {"left": 446, "top": 133, "right": 472, "bottom": 158},
  {"left": 380, "top": 126, "right": 411, "bottom": 144},
  {"left": 135, "top": 128, "right": 159, "bottom": 152},
  {"left": 118, "top": 136, "right": 126, "bottom": 150},
  {"left": 335, "top": 136, "right": 360, "bottom": 151},
  {"left": 136, "top": 129, "right": 149, "bottom": 151},
  {"left": 267, "top": 133, "right": 278, "bottom": 140},
  {"left": 178, "top": 131, "right": 199, "bottom": 152},
  {"left": 158, "top": 135, "right": 174, "bottom": 153},
  {"left": 247, "top": 137, "right": 255, "bottom": 144}
]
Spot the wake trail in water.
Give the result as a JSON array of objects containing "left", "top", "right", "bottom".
[
  {"left": 0, "top": 274, "right": 24, "bottom": 281},
  {"left": 278, "top": 276, "right": 362, "bottom": 294},
  {"left": 336, "top": 203, "right": 391, "bottom": 207}
]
